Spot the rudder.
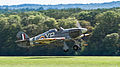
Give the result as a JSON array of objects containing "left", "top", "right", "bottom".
[{"left": 16, "top": 31, "right": 29, "bottom": 40}]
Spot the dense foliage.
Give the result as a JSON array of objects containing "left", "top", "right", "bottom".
[{"left": 0, "top": 8, "right": 120, "bottom": 56}]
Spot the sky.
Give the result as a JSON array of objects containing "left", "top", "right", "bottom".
[{"left": 0, "top": 0, "right": 120, "bottom": 5}]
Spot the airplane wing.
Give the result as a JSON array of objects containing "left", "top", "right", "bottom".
[
  {"left": 80, "top": 34, "right": 90, "bottom": 38},
  {"left": 75, "top": 34, "right": 90, "bottom": 40},
  {"left": 33, "top": 37, "right": 65, "bottom": 44},
  {"left": 15, "top": 39, "right": 27, "bottom": 43}
]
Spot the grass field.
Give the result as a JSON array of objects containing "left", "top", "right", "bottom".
[{"left": 0, "top": 56, "right": 120, "bottom": 67}]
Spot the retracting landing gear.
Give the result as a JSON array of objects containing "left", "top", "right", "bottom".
[
  {"left": 64, "top": 49, "right": 69, "bottom": 52},
  {"left": 73, "top": 45, "right": 79, "bottom": 51},
  {"left": 73, "top": 40, "right": 81, "bottom": 51},
  {"left": 63, "top": 42, "right": 69, "bottom": 52}
]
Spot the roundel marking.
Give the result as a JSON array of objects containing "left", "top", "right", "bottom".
[{"left": 40, "top": 36, "right": 45, "bottom": 39}]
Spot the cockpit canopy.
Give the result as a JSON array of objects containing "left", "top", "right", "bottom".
[{"left": 48, "top": 29, "right": 57, "bottom": 33}]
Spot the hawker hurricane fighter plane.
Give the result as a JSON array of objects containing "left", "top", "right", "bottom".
[{"left": 16, "top": 21, "right": 89, "bottom": 52}]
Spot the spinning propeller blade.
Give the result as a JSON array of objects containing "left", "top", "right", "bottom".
[{"left": 76, "top": 21, "right": 82, "bottom": 28}]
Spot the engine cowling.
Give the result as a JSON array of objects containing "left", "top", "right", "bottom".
[{"left": 69, "top": 29, "right": 81, "bottom": 38}]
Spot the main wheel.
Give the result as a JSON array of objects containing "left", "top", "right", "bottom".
[
  {"left": 73, "top": 45, "right": 79, "bottom": 51},
  {"left": 64, "top": 49, "right": 69, "bottom": 52}
]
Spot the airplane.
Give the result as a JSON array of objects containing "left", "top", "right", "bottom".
[{"left": 15, "top": 21, "right": 89, "bottom": 52}]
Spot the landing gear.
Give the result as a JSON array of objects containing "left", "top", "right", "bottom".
[
  {"left": 73, "top": 39, "right": 81, "bottom": 51},
  {"left": 63, "top": 41, "right": 69, "bottom": 52},
  {"left": 73, "top": 45, "right": 82, "bottom": 51},
  {"left": 73, "top": 45, "right": 79, "bottom": 51},
  {"left": 64, "top": 49, "right": 69, "bottom": 52}
]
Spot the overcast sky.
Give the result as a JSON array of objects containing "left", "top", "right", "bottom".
[{"left": 0, "top": 0, "right": 120, "bottom": 5}]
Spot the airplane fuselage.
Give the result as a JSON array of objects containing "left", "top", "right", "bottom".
[
  {"left": 31, "top": 28, "right": 87, "bottom": 42},
  {"left": 16, "top": 22, "right": 89, "bottom": 51}
]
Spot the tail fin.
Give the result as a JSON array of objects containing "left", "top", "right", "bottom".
[
  {"left": 16, "top": 31, "right": 31, "bottom": 48},
  {"left": 16, "top": 31, "right": 29, "bottom": 40}
]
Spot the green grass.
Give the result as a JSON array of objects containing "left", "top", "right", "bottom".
[{"left": 0, "top": 56, "right": 120, "bottom": 67}]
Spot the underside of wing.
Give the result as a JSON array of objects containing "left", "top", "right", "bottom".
[
  {"left": 33, "top": 37, "right": 65, "bottom": 44},
  {"left": 15, "top": 39, "right": 27, "bottom": 43}
]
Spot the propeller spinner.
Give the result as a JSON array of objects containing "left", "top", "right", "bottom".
[{"left": 76, "top": 21, "right": 88, "bottom": 33}]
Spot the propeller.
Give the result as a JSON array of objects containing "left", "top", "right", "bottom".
[
  {"left": 76, "top": 21, "right": 82, "bottom": 28},
  {"left": 76, "top": 20, "right": 90, "bottom": 38},
  {"left": 59, "top": 27, "right": 64, "bottom": 31}
]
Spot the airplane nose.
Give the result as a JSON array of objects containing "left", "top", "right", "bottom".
[{"left": 81, "top": 28, "right": 87, "bottom": 33}]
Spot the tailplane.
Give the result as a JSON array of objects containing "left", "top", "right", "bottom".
[{"left": 16, "top": 31, "right": 31, "bottom": 48}]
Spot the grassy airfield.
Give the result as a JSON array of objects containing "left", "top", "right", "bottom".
[{"left": 0, "top": 56, "right": 120, "bottom": 67}]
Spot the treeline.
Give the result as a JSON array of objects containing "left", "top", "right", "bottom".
[{"left": 0, "top": 8, "right": 120, "bottom": 56}]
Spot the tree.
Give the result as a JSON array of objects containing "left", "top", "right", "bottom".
[
  {"left": 72, "top": 11, "right": 92, "bottom": 21},
  {"left": 57, "top": 17, "right": 77, "bottom": 29},
  {"left": 44, "top": 18, "right": 57, "bottom": 29},
  {"left": 82, "top": 11, "right": 120, "bottom": 55},
  {"left": 23, "top": 24, "right": 39, "bottom": 37},
  {"left": 102, "top": 33, "right": 119, "bottom": 55},
  {"left": 8, "top": 15, "right": 21, "bottom": 25}
]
